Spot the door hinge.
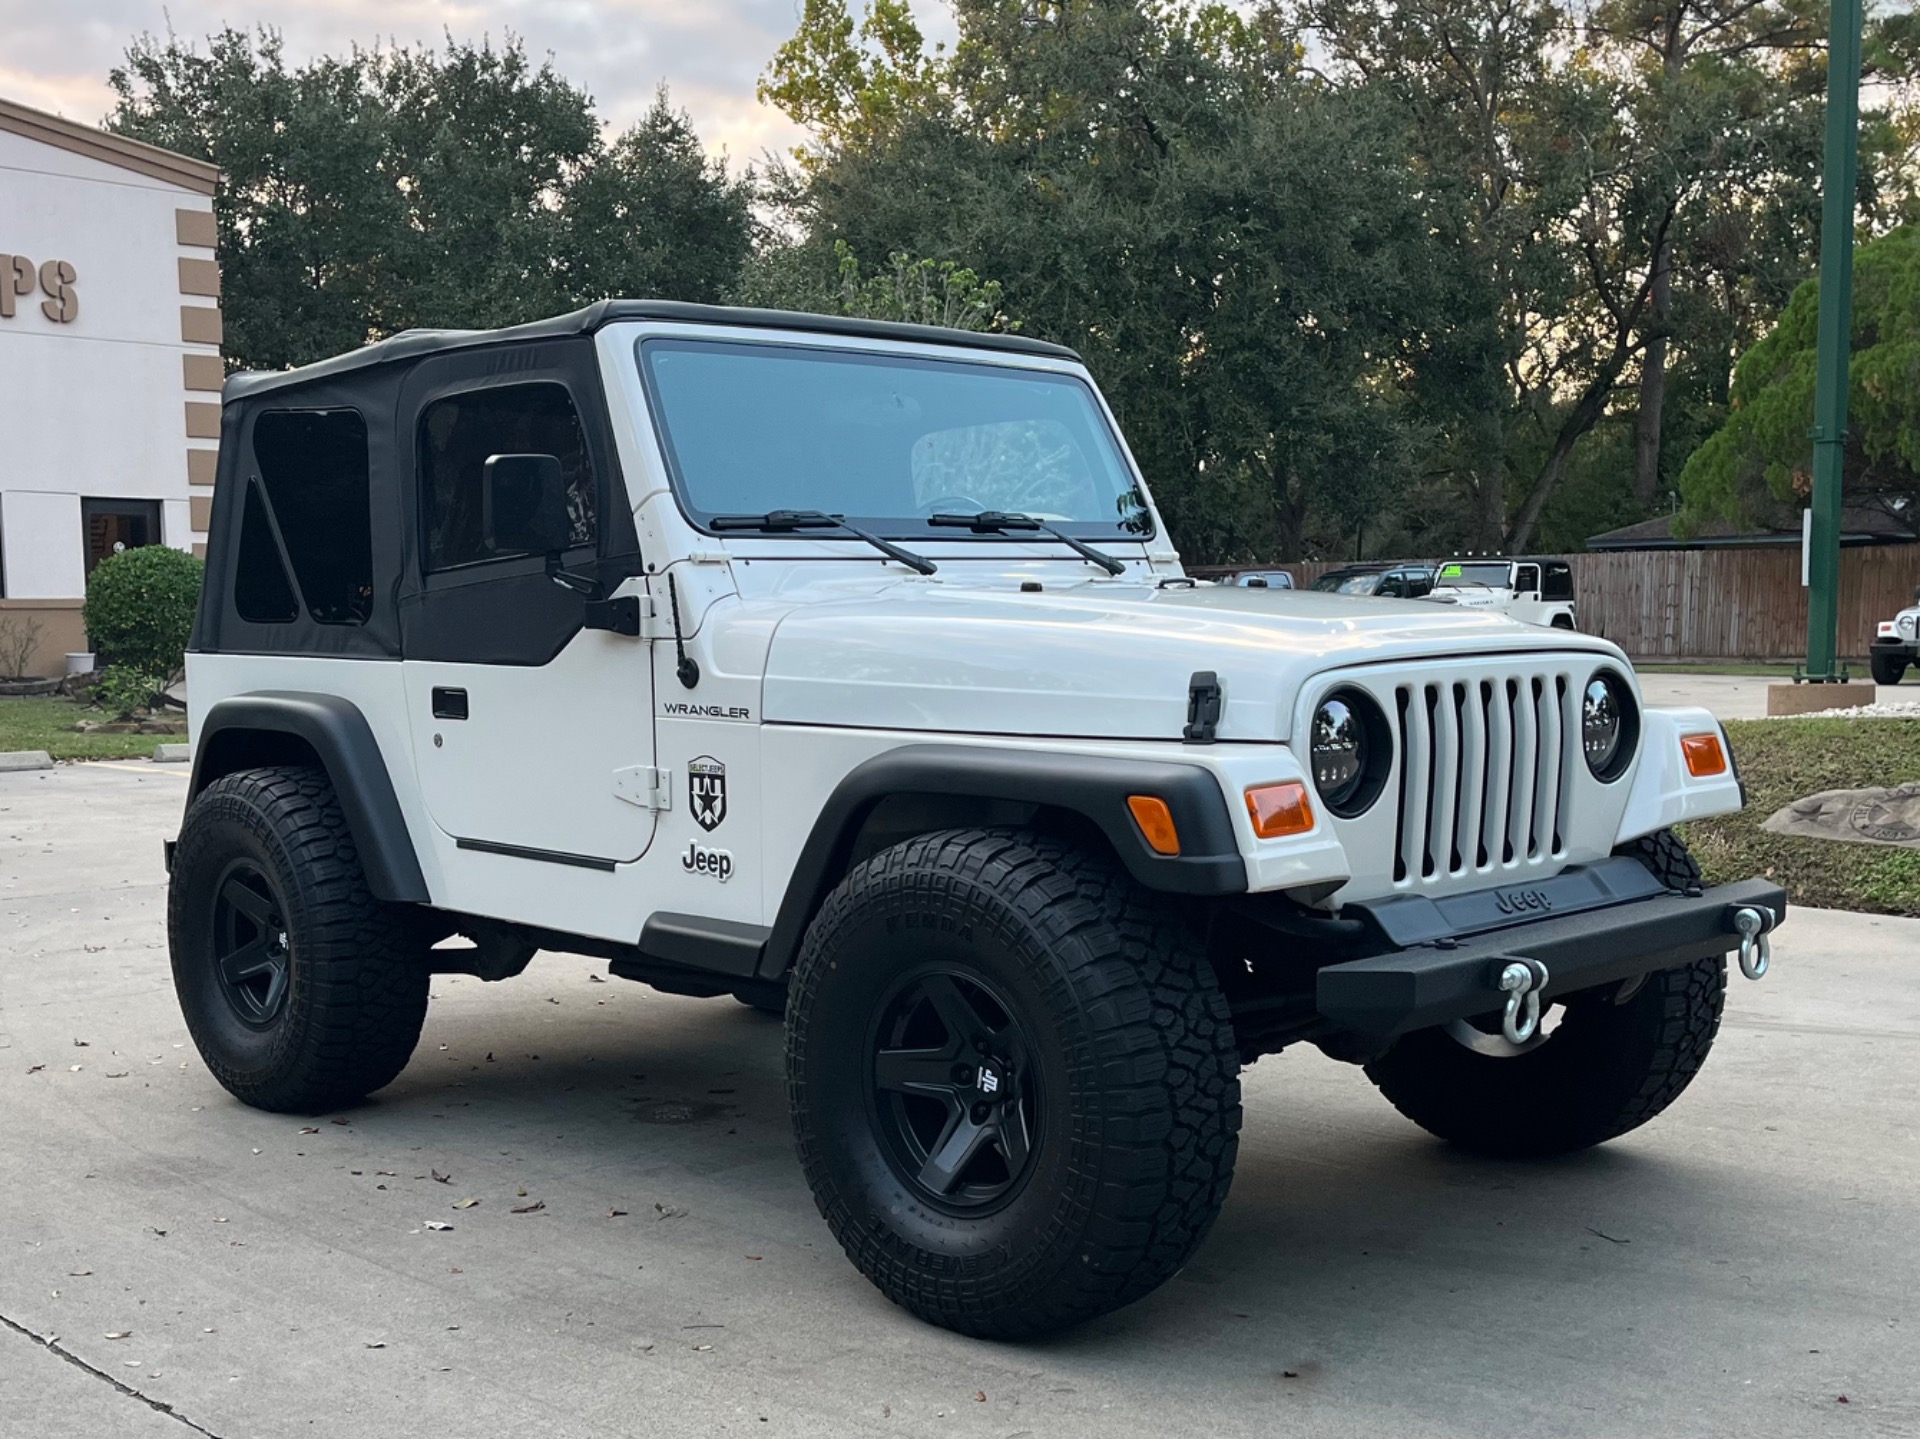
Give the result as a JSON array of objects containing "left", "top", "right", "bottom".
[
  {"left": 600, "top": 594, "right": 672, "bottom": 641},
  {"left": 613, "top": 765, "right": 671, "bottom": 811}
]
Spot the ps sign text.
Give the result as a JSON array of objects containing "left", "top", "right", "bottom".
[{"left": 0, "top": 255, "right": 79, "bottom": 323}]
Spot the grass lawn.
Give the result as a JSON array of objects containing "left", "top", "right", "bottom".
[
  {"left": 0, "top": 696, "right": 167, "bottom": 761},
  {"left": 1684, "top": 717, "right": 1920, "bottom": 917},
  {"left": 1634, "top": 662, "right": 1802, "bottom": 677}
]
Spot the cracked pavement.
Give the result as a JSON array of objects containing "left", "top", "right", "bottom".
[{"left": 2, "top": 760, "right": 1918, "bottom": 1437}]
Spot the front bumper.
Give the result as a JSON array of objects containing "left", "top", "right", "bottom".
[
  {"left": 1871, "top": 636, "right": 1917, "bottom": 659},
  {"left": 1315, "top": 868, "right": 1786, "bottom": 1038}
]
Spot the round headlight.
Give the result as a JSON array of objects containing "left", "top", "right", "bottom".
[
  {"left": 1310, "top": 688, "right": 1388, "bottom": 816},
  {"left": 1581, "top": 670, "right": 1637, "bottom": 781}
]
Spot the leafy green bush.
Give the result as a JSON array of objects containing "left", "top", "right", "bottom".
[
  {"left": 94, "top": 664, "right": 168, "bottom": 720},
  {"left": 82, "top": 545, "right": 203, "bottom": 679}
]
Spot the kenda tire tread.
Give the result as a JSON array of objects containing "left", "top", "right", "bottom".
[
  {"left": 168, "top": 765, "right": 429, "bottom": 1113},
  {"left": 786, "top": 828, "right": 1240, "bottom": 1338}
]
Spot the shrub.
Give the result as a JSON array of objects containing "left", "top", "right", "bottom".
[
  {"left": 83, "top": 545, "right": 203, "bottom": 679},
  {"left": 94, "top": 663, "right": 168, "bottom": 720}
]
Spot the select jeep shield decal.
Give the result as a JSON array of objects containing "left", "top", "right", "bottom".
[{"left": 688, "top": 756, "right": 727, "bottom": 831}]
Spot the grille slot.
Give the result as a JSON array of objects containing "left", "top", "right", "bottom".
[{"left": 1393, "top": 667, "right": 1573, "bottom": 886}]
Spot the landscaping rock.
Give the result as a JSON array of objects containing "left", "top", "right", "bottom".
[
  {"left": 0, "top": 750, "right": 54, "bottom": 772},
  {"left": 1764, "top": 783, "right": 1920, "bottom": 848}
]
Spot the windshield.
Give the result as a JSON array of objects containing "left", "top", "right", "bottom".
[
  {"left": 1437, "top": 562, "right": 1511, "bottom": 588},
  {"left": 637, "top": 338, "right": 1153, "bottom": 538},
  {"left": 1311, "top": 572, "right": 1381, "bottom": 594}
]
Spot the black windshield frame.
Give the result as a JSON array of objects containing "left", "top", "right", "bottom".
[{"left": 634, "top": 336, "right": 1156, "bottom": 543}]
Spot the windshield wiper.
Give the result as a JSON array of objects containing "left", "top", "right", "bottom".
[
  {"left": 928, "top": 510, "right": 1127, "bottom": 577},
  {"left": 708, "top": 509, "right": 937, "bottom": 575}
]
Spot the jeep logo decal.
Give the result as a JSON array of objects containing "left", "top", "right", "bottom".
[
  {"left": 1494, "top": 886, "right": 1553, "bottom": 916},
  {"left": 689, "top": 756, "right": 727, "bottom": 831},
  {"left": 681, "top": 841, "right": 734, "bottom": 881}
]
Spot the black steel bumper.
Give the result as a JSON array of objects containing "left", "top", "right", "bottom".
[{"left": 1315, "top": 875, "right": 1787, "bottom": 1038}]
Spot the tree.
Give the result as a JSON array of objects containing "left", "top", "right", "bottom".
[
  {"left": 732, "top": 239, "right": 1012, "bottom": 330},
  {"left": 106, "top": 29, "right": 752, "bottom": 370},
  {"left": 1678, "top": 222, "right": 1920, "bottom": 538}
]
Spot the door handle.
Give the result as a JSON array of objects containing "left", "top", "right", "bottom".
[{"left": 431, "top": 687, "right": 469, "bottom": 720}]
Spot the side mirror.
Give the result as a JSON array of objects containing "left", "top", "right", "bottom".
[{"left": 483, "top": 454, "right": 572, "bottom": 556}]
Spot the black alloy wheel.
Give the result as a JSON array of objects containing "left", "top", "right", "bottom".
[
  {"left": 867, "top": 966, "right": 1039, "bottom": 1212},
  {"left": 211, "top": 861, "right": 292, "bottom": 1028}
]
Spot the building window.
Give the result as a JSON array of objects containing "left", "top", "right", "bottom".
[
  {"left": 82, "top": 499, "right": 162, "bottom": 577},
  {"left": 252, "top": 409, "right": 374, "bottom": 625},
  {"left": 419, "top": 383, "right": 596, "bottom": 572}
]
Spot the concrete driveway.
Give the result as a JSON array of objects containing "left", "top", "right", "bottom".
[{"left": 2, "top": 761, "right": 1916, "bottom": 1438}]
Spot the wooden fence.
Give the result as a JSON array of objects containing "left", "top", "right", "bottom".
[{"left": 1231, "top": 547, "right": 1919, "bottom": 662}]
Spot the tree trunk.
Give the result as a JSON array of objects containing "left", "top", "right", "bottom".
[
  {"left": 1506, "top": 353, "right": 1630, "bottom": 551},
  {"left": 1634, "top": 234, "right": 1673, "bottom": 510}
]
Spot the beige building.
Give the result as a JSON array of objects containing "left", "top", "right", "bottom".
[{"left": 0, "top": 96, "right": 221, "bottom": 677}]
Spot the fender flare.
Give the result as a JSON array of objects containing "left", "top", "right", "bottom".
[
  {"left": 755, "top": 743, "right": 1247, "bottom": 979},
  {"left": 189, "top": 692, "right": 429, "bottom": 903}
]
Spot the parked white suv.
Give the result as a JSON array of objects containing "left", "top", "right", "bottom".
[
  {"left": 168, "top": 302, "right": 1782, "bottom": 1338},
  {"left": 1871, "top": 586, "right": 1920, "bottom": 684},
  {"left": 1431, "top": 557, "right": 1579, "bottom": 629}
]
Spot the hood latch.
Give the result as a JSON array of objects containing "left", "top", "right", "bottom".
[{"left": 1183, "top": 671, "right": 1222, "bottom": 744}]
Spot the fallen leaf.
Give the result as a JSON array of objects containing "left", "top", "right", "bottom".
[
  {"left": 68, "top": 1270, "right": 91, "bottom": 1277},
  {"left": 607, "top": 1209, "right": 628, "bottom": 1218},
  {"left": 84, "top": 944, "right": 105, "bottom": 953},
  {"left": 148, "top": 1228, "right": 167, "bottom": 1238},
  {"left": 69, "top": 1065, "right": 82, "bottom": 1072},
  {"left": 73, "top": 1039, "right": 89, "bottom": 1048},
  {"left": 516, "top": 1187, "right": 527, "bottom": 1197},
  {"left": 105, "top": 1072, "right": 129, "bottom": 1079},
  {"left": 1282, "top": 1370, "right": 1300, "bottom": 1379},
  {"left": 588, "top": 974, "right": 605, "bottom": 983},
  {"left": 1584, "top": 1227, "right": 1630, "bottom": 1245},
  {"left": 511, "top": 1200, "right": 545, "bottom": 1214},
  {"left": 431, "top": 1169, "right": 450, "bottom": 1184},
  {"left": 364, "top": 1341, "right": 386, "bottom": 1349},
  {"left": 298, "top": 1126, "right": 319, "bottom": 1135},
  {"left": 251, "top": 1148, "right": 261, "bottom": 1156},
  {"left": 654, "top": 1203, "right": 688, "bottom": 1219},
  {"left": 212, "top": 1217, "right": 228, "bottom": 1224},
  {"left": 104, "top": 1331, "right": 131, "bottom": 1340},
  {"left": 1838, "top": 1396, "right": 1849, "bottom": 1405},
  {"left": 745, "top": 1255, "right": 762, "bottom": 1262},
  {"left": 27, "top": 1065, "right": 44, "bottom": 1075},
  {"left": 424, "top": 1221, "right": 453, "bottom": 1232},
  {"left": 330, "top": 1119, "right": 350, "bottom": 1126},
  {"left": 453, "top": 1198, "right": 479, "bottom": 1210},
  {"left": 692, "top": 1344, "right": 713, "bottom": 1352},
  {"left": 975, "top": 1391, "right": 987, "bottom": 1402}
]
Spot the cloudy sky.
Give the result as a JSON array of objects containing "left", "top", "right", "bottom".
[{"left": 0, "top": 1, "right": 957, "bottom": 166}]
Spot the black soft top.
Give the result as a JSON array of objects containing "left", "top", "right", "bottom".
[{"left": 222, "top": 299, "right": 1082, "bottom": 403}]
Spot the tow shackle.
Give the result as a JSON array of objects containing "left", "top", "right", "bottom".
[
  {"left": 1491, "top": 957, "right": 1551, "bottom": 1045},
  {"left": 1729, "top": 905, "right": 1777, "bottom": 982}
]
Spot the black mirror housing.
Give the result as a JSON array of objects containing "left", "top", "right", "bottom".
[{"left": 483, "top": 453, "right": 572, "bottom": 556}]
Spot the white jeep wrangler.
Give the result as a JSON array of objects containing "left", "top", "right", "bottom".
[
  {"left": 1430, "top": 557, "right": 1580, "bottom": 629},
  {"left": 169, "top": 302, "right": 1783, "bottom": 1338},
  {"left": 1871, "top": 585, "right": 1920, "bottom": 685}
]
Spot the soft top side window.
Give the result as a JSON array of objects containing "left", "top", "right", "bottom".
[
  {"left": 419, "top": 382, "right": 596, "bottom": 572},
  {"left": 249, "top": 409, "right": 374, "bottom": 625}
]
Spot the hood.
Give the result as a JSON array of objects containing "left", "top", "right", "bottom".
[{"left": 751, "top": 578, "right": 1621, "bottom": 742}]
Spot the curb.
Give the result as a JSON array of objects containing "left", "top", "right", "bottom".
[
  {"left": 152, "top": 743, "right": 192, "bottom": 764},
  {"left": 0, "top": 750, "right": 55, "bottom": 772}
]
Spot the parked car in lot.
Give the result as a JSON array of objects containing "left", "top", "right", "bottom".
[
  {"left": 1871, "top": 585, "right": 1920, "bottom": 684},
  {"left": 1308, "top": 562, "right": 1438, "bottom": 598},
  {"left": 1230, "top": 568, "right": 1294, "bottom": 589},
  {"left": 1431, "top": 557, "right": 1579, "bottom": 629},
  {"left": 166, "top": 300, "right": 1783, "bottom": 1339}
]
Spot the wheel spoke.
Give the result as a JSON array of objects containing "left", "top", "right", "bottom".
[
  {"left": 916, "top": 1113, "right": 992, "bottom": 1195},
  {"left": 220, "top": 875, "right": 275, "bottom": 927},
  {"left": 874, "top": 1047, "right": 957, "bottom": 1095},
  {"left": 918, "top": 973, "right": 985, "bottom": 1049},
  {"left": 219, "top": 936, "right": 278, "bottom": 987},
  {"left": 993, "top": 1105, "right": 1031, "bottom": 1176}
]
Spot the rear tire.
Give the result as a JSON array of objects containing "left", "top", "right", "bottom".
[
  {"left": 168, "top": 766, "right": 431, "bottom": 1113},
  {"left": 1871, "top": 652, "right": 1907, "bottom": 686},
  {"left": 787, "top": 829, "right": 1240, "bottom": 1338},
  {"left": 1363, "top": 830, "right": 1724, "bottom": 1157}
]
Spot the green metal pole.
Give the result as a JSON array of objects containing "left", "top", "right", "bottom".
[{"left": 1805, "top": 0, "right": 1863, "bottom": 682}]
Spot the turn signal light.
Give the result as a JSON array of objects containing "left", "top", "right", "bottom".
[
  {"left": 1245, "top": 781, "right": 1315, "bottom": 839},
  {"left": 1681, "top": 732, "right": 1728, "bottom": 778},
  {"left": 1127, "top": 795, "right": 1182, "bottom": 856}
]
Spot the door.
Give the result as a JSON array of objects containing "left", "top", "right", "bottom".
[{"left": 398, "top": 368, "right": 656, "bottom": 865}]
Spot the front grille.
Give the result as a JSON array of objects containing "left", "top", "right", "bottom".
[{"left": 1392, "top": 669, "right": 1574, "bottom": 885}]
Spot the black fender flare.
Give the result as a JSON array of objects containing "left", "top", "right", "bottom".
[
  {"left": 755, "top": 743, "right": 1247, "bottom": 979},
  {"left": 188, "top": 692, "right": 430, "bottom": 903}
]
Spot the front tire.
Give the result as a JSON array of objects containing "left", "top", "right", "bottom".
[
  {"left": 1363, "top": 830, "right": 1725, "bottom": 1157},
  {"left": 168, "top": 766, "right": 431, "bottom": 1113},
  {"left": 787, "top": 829, "right": 1240, "bottom": 1338},
  {"left": 1871, "top": 651, "right": 1908, "bottom": 686}
]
